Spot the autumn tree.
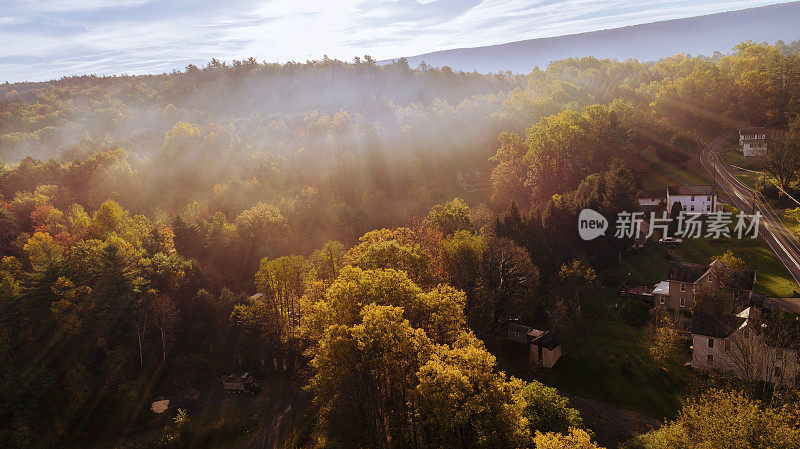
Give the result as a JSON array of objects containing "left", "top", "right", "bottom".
[{"left": 630, "top": 389, "right": 800, "bottom": 449}]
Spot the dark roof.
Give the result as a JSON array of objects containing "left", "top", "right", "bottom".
[
  {"left": 667, "top": 261, "right": 709, "bottom": 283},
  {"left": 691, "top": 313, "right": 747, "bottom": 338},
  {"left": 746, "top": 308, "right": 800, "bottom": 350},
  {"left": 729, "top": 269, "right": 756, "bottom": 291},
  {"left": 532, "top": 331, "right": 561, "bottom": 350},
  {"left": 763, "top": 297, "right": 800, "bottom": 315},
  {"left": 739, "top": 127, "right": 766, "bottom": 134},
  {"left": 667, "top": 185, "right": 715, "bottom": 196},
  {"left": 505, "top": 323, "right": 532, "bottom": 333},
  {"left": 638, "top": 189, "right": 666, "bottom": 199}
]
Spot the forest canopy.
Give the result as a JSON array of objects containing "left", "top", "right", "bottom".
[{"left": 2, "top": 39, "right": 800, "bottom": 448}]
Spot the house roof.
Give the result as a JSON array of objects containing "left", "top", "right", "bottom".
[
  {"left": 746, "top": 307, "right": 800, "bottom": 350},
  {"left": 506, "top": 323, "right": 532, "bottom": 334},
  {"left": 667, "top": 185, "right": 715, "bottom": 196},
  {"left": 691, "top": 312, "right": 747, "bottom": 338},
  {"left": 638, "top": 189, "right": 666, "bottom": 199},
  {"left": 739, "top": 127, "right": 766, "bottom": 134},
  {"left": 667, "top": 261, "right": 709, "bottom": 283},
  {"left": 532, "top": 331, "right": 561, "bottom": 350},
  {"left": 666, "top": 260, "right": 756, "bottom": 290},
  {"left": 653, "top": 281, "right": 669, "bottom": 295},
  {"left": 729, "top": 269, "right": 757, "bottom": 291},
  {"left": 763, "top": 297, "right": 800, "bottom": 314}
]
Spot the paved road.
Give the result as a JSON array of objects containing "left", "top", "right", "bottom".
[{"left": 700, "top": 132, "right": 800, "bottom": 287}]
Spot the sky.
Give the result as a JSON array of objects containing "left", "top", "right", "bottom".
[{"left": 0, "top": 0, "right": 796, "bottom": 83}]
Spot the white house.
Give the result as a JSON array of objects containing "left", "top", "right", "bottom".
[
  {"left": 638, "top": 190, "right": 666, "bottom": 211},
  {"left": 667, "top": 185, "right": 720, "bottom": 215},
  {"left": 691, "top": 308, "right": 800, "bottom": 386},
  {"left": 739, "top": 127, "right": 767, "bottom": 157}
]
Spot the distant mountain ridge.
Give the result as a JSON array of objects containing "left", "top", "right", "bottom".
[{"left": 388, "top": 2, "right": 800, "bottom": 73}]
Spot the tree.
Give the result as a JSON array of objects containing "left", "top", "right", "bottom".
[
  {"left": 441, "top": 230, "right": 485, "bottom": 311},
  {"left": 481, "top": 237, "right": 539, "bottom": 327},
  {"left": 764, "top": 129, "right": 800, "bottom": 194},
  {"left": 490, "top": 132, "right": 530, "bottom": 209},
  {"left": 520, "top": 381, "right": 584, "bottom": 435},
  {"left": 549, "top": 258, "right": 596, "bottom": 333},
  {"left": 533, "top": 428, "right": 603, "bottom": 449},
  {"left": 346, "top": 228, "right": 434, "bottom": 285},
  {"left": 648, "top": 314, "right": 678, "bottom": 368},
  {"left": 416, "top": 334, "right": 530, "bottom": 448},
  {"left": 630, "top": 389, "right": 800, "bottom": 449},
  {"left": 308, "top": 240, "right": 345, "bottom": 282},
  {"left": 152, "top": 295, "right": 179, "bottom": 363},
  {"left": 425, "top": 198, "right": 472, "bottom": 236},
  {"left": 694, "top": 251, "right": 749, "bottom": 314},
  {"left": 310, "top": 304, "right": 432, "bottom": 448},
  {"left": 23, "top": 231, "right": 63, "bottom": 273}
]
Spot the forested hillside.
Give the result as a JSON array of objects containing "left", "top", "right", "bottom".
[{"left": 1, "top": 40, "right": 800, "bottom": 448}]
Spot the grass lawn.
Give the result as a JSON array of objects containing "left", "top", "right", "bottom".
[
  {"left": 779, "top": 209, "right": 800, "bottom": 235},
  {"left": 720, "top": 146, "right": 765, "bottom": 172},
  {"left": 489, "top": 285, "right": 691, "bottom": 419},
  {"left": 674, "top": 238, "right": 799, "bottom": 297},
  {"left": 721, "top": 148, "right": 766, "bottom": 191},
  {"left": 614, "top": 237, "right": 799, "bottom": 297},
  {"left": 637, "top": 154, "right": 712, "bottom": 191},
  {"left": 488, "top": 232, "right": 799, "bottom": 419}
]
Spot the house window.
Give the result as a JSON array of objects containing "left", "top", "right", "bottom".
[
  {"left": 775, "top": 367, "right": 782, "bottom": 378},
  {"left": 659, "top": 296, "right": 665, "bottom": 304},
  {"left": 691, "top": 195, "right": 695, "bottom": 201},
  {"left": 776, "top": 350, "right": 783, "bottom": 361},
  {"left": 709, "top": 275, "right": 714, "bottom": 283},
  {"left": 706, "top": 204, "right": 711, "bottom": 211},
  {"left": 708, "top": 338, "right": 714, "bottom": 348},
  {"left": 680, "top": 297, "right": 686, "bottom": 308},
  {"left": 707, "top": 354, "right": 714, "bottom": 364},
  {"left": 681, "top": 283, "right": 686, "bottom": 292},
  {"left": 733, "top": 290, "right": 739, "bottom": 298}
]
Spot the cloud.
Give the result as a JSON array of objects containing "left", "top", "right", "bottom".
[{"left": 1, "top": 0, "right": 796, "bottom": 82}]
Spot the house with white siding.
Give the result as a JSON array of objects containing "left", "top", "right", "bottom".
[
  {"left": 638, "top": 190, "right": 666, "bottom": 212},
  {"left": 739, "top": 127, "right": 767, "bottom": 157},
  {"left": 667, "top": 185, "right": 720, "bottom": 215},
  {"left": 653, "top": 260, "right": 756, "bottom": 312},
  {"left": 691, "top": 308, "right": 800, "bottom": 386}
]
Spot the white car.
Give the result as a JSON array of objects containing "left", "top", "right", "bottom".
[{"left": 659, "top": 236, "right": 683, "bottom": 244}]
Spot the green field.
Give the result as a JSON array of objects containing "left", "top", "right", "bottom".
[
  {"left": 637, "top": 154, "right": 712, "bottom": 191},
  {"left": 491, "top": 227, "right": 800, "bottom": 419},
  {"left": 489, "top": 285, "right": 691, "bottom": 419}
]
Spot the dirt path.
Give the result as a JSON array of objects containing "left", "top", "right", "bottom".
[
  {"left": 244, "top": 378, "right": 309, "bottom": 449},
  {"left": 564, "top": 394, "right": 662, "bottom": 448}
]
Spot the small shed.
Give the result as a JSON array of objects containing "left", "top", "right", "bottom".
[{"left": 502, "top": 321, "right": 562, "bottom": 368}]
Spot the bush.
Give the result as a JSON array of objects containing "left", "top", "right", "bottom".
[{"left": 620, "top": 298, "right": 650, "bottom": 327}]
